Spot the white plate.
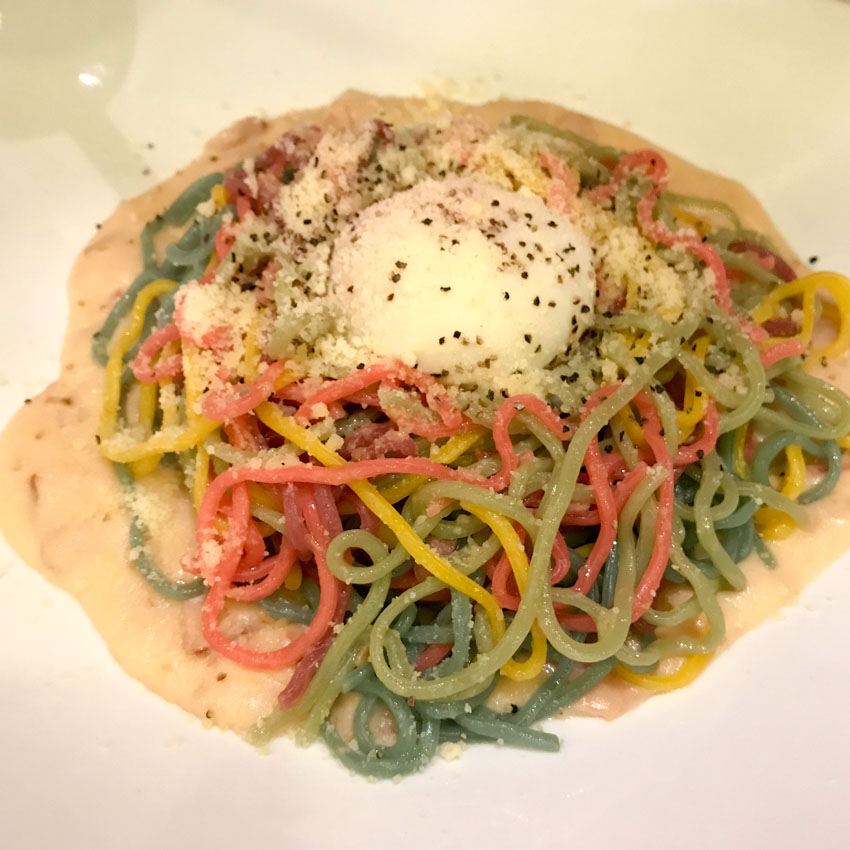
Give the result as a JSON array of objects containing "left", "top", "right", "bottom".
[{"left": 1, "top": 1, "right": 849, "bottom": 847}]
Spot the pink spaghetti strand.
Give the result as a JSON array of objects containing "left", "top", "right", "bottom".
[
  {"left": 277, "top": 631, "right": 336, "bottom": 708},
  {"left": 490, "top": 520, "right": 572, "bottom": 611},
  {"left": 227, "top": 539, "right": 297, "bottom": 603},
  {"left": 572, "top": 440, "right": 617, "bottom": 594},
  {"left": 414, "top": 643, "right": 453, "bottom": 673},
  {"left": 201, "top": 359, "right": 291, "bottom": 421},
  {"left": 233, "top": 513, "right": 268, "bottom": 571},
  {"left": 299, "top": 484, "right": 350, "bottom": 623},
  {"left": 282, "top": 483, "right": 313, "bottom": 562},
  {"left": 491, "top": 546, "right": 520, "bottom": 610},
  {"left": 492, "top": 394, "right": 572, "bottom": 483},
  {"left": 540, "top": 152, "right": 580, "bottom": 222},
  {"left": 295, "top": 361, "right": 468, "bottom": 438},
  {"left": 200, "top": 483, "right": 341, "bottom": 671},
  {"left": 197, "top": 226, "right": 235, "bottom": 285},
  {"left": 586, "top": 150, "right": 666, "bottom": 205},
  {"left": 548, "top": 528, "right": 572, "bottom": 585},
  {"left": 760, "top": 339, "right": 805, "bottom": 368},
  {"left": 131, "top": 323, "right": 183, "bottom": 382},
  {"left": 569, "top": 386, "right": 619, "bottom": 594},
  {"left": 197, "top": 481, "right": 252, "bottom": 584},
  {"left": 273, "top": 486, "right": 351, "bottom": 695},
  {"left": 349, "top": 492, "right": 381, "bottom": 535},
  {"left": 673, "top": 401, "right": 719, "bottom": 466},
  {"left": 559, "top": 390, "right": 674, "bottom": 631},
  {"left": 560, "top": 462, "right": 649, "bottom": 526}
]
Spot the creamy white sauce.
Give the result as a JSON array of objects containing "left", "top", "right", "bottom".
[{"left": 0, "top": 91, "right": 844, "bottom": 739}]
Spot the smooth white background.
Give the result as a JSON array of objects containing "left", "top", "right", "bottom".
[{"left": 1, "top": 1, "right": 849, "bottom": 848}]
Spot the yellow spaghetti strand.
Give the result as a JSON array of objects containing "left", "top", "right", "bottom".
[
  {"left": 129, "top": 382, "right": 161, "bottom": 478},
  {"left": 136, "top": 382, "right": 158, "bottom": 429},
  {"left": 377, "top": 427, "right": 487, "bottom": 505},
  {"left": 99, "top": 278, "right": 178, "bottom": 440},
  {"left": 669, "top": 205, "right": 712, "bottom": 236},
  {"left": 677, "top": 336, "right": 710, "bottom": 442},
  {"left": 612, "top": 405, "right": 645, "bottom": 448},
  {"left": 101, "top": 418, "right": 222, "bottom": 463},
  {"left": 616, "top": 328, "right": 653, "bottom": 360},
  {"left": 130, "top": 340, "right": 186, "bottom": 478},
  {"left": 182, "top": 343, "right": 207, "bottom": 427},
  {"left": 617, "top": 336, "right": 708, "bottom": 446},
  {"left": 614, "top": 653, "right": 711, "bottom": 692},
  {"left": 752, "top": 271, "right": 850, "bottom": 359},
  {"left": 755, "top": 444, "right": 806, "bottom": 541},
  {"left": 211, "top": 184, "right": 228, "bottom": 207},
  {"left": 461, "top": 502, "right": 546, "bottom": 681},
  {"left": 574, "top": 542, "right": 594, "bottom": 559},
  {"left": 614, "top": 615, "right": 712, "bottom": 692},
  {"left": 284, "top": 562, "right": 303, "bottom": 591},
  {"left": 158, "top": 341, "right": 182, "bottom": 429},
  {"left": 248, "top": 482, "right": 282, "bottom": 511},
  {"left": 193, "top": 444, "right": 210, "bottom": 511},
  {"left": 255, "top": 403, "right": 506, "bottom": 640},
  {"left": 242, "top": 322, "right": 262, "bottom": 381},
  {"left": 781, "top": 445, "right": 806, "bottom": 497}
]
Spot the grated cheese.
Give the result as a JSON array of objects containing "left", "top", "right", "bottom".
[{"left": 177, "top": 115, "right": 714, "bottom": 418}]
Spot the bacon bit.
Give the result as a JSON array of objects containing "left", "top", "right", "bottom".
[
  {"left": 727, "top": 240, "right": 797, "bottom": 283},
  {"left": 427, "top": 538, "right": 457, "bottom": 557},
  {"left": 762, "top": 318, "right": 799, "bottom": 337},
  {"left": 341, "top": 422, "right": 417, "bottom": 461},
  {"left": 223, "top": 127, "right": 322, "bottom": 217}
]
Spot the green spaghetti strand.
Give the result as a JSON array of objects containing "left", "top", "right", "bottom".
[
  {"left": 92, "top": 172, "right": 223, "bottom": 364},
  {"left": 114, "top": 464, "right": 204, "bottom": 599}
]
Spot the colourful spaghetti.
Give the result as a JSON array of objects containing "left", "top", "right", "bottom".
[{"left": 93, "top": 109, "right": 850, "bottom": 777}]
